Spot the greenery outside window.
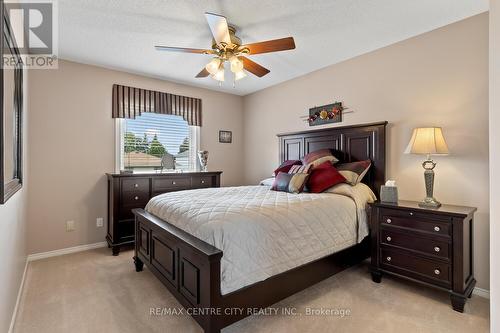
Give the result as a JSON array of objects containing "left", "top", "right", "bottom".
[{"left": 118, "top": 113, "right": 199, "bottom": 172}]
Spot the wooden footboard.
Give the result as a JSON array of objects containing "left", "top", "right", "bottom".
[
  {"left": 133, "top": 209, "right": 223, "bottom": 332},
  {"left": 133, "top": 208, "right": 370, "bottom": 333}
]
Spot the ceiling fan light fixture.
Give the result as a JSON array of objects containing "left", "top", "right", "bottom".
[
  {"left": 205, "top": 58, "right": 221, "bottom": 75},
  {"left": 229, "top": 56, "right": 243, "bottom": 73},
  {"left": 234, "top": 69, "right": 247, "bottom": 81},
  {"left": 212, "top": 64, "right": 225, "bottom": 81}
]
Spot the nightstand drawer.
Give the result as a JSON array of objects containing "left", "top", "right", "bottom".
[
  {"left": 380, "top": 228, "right": 450, "bottom": 259},
  {"left": 380, "top": 247, "right": 451, "bottom": 285},
  {"left": 380, "top": 209, "right": 451, "bottom": 237}
]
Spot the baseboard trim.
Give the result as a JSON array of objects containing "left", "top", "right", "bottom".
[
  {"left": 473, "top": 287, "right": 490, "bottom": 299},
  {"left": 27, "top": 242, "right": 107, "bottom": 262},
  {"left": 8, "top": 258, "right": 28, "bottom": 333}
]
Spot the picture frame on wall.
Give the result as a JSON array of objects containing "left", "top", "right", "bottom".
[{"left": 219, "top": 130, "right": 232, "bottom": 143}]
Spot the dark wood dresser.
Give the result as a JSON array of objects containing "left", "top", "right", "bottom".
[
  {"left": 106, "top": 171, "right": 222, "bottom": 255},
  {"left": 370, "top": 200, "right": 476, "bottom": 312}
]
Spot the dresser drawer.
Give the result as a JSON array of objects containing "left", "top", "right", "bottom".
[
  {"left": 191, "top": 176, "right": 213, "bottom": 189},
  {"left": 121, "top": 191, "right": 150, "bottom": 206},
  {"left": 380, "top": 208, "right": 451, "bottom": 237},
  {"left": 152, "top": 176, "right": 191, "bottom": 191},
  {"left": 121, "top": 178, "right": 149, "bottom": 192},
  {"left": 380, "top": 247, "right": 451, "bottom": 285},
  {"left": 380, "top": 228, "right": 450, "bottom": 259}
]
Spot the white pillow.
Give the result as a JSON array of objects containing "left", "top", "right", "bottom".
[{"left": 259, "top": 177, "right": 275, "bottom": 186}]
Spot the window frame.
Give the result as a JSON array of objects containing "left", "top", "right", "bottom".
[{"left": 115, "top": 116, "right": 200, "bottom": 173}]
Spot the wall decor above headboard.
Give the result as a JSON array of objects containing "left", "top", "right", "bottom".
[{"left": 277, "top": 121, "right": 387, "bottom": 196}]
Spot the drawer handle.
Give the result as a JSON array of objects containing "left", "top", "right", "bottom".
[
  {"left": 386, "top": 218, "right": 392, "bottom": 224},
  {"left": 134, "top": 184, "right": 139, "bottom": 188},
  {"left": 386, "top": 236, "right": 392, "bottom": 242},
  {"left": 386, "top": 256, "right": 392, "bottom": 262},
  {"left": 409, "top": 212, "right": 414, "bottom": 216},
  {"left": 434, "top": 269, "right": 441, "bottom": 275},
  {"left": 134, "top": 196, "right": 139, "bottom": 200},
  {"left": 172, "top": 181, "right": 176, "bottom": 185},
  {"left": 201, "top": 180, "right": 205, "bottom": 184},
  {"left": 434, "top": 226, "right": 441, "bottom": 232},
  {"left": 434, "top": 246, "right": 441, "bottom": 253}
]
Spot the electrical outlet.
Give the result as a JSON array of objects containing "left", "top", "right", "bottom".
[
  {"left": 96, "top": 217, "right": 104, "bottom": 227},
  {"left": 66, "top": 220, "right": 75, "bottom": 232}
]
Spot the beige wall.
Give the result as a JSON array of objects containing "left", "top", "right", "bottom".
[
  {"left": 1, "top": 70, "right": 29, "bottom": 332},
  {"left": 490, "top": 0, "right": 499, "bottom": 329},
  {"left": 27, "top": 60, "right": 244, "bottom": 254},
  {"left": 243, "top": 14, "right": 489, "bottom": 289}
]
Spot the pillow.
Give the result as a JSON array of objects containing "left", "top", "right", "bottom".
[
  {"left": 259, "top": 177, "right": 275, "bottom": 186},
  {"left": 273, "top": 160, "right": 302, "bottom": 176},
  {"left": 288, "top": 164, "right": 312, "bottom": 174},
  {"left": 271, "top": 172, "right": 309, "bottom": 194},
  {"left": 307, "top": 161, "right": 347, "bottom": 193},
  {"left": 302, "top": 149, "right": 339, "bottom": 169},
  {"left": 336, "top": 160, "right": 371, "bottom": 185}
]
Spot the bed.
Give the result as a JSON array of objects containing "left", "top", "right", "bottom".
[{"left": 133, "top": 121, "right": 387, "bottom": 333}]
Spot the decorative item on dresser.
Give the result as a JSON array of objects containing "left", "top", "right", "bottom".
[
  {"left": 370, "top": 200, "right": 477, "bottom": 312},
  {"left": 106, "top": 171, "right": 222, "bottom": 255}
]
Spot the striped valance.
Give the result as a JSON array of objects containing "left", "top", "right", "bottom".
[{"left": 112, "top": 84, "right": 202, "bottom": 126}]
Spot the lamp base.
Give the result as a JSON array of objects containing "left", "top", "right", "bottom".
[
  {"left": 420, "top": 158, "right": 441, "bottom": 208},
  {"left": 419, "top": 197, "right": 441, "bottom": 208}
]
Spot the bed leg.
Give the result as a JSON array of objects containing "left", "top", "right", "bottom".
[{"left": 134, "top": 256, "right": 144, "bottom": 272}]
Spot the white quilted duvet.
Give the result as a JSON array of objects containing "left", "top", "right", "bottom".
[{"left": 145, "top": 183, "right": 376, "bottom": 295}]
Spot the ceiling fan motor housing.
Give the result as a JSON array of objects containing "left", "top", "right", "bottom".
[{"left": 212, "top": 26, "right": 243, "bottom": 52}]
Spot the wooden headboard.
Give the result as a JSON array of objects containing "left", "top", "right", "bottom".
[{"left": 277, "top": 121, "right": 387, "bottom": 197}]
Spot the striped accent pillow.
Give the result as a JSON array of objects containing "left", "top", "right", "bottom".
[
  {"left": 271, "top": 172, "right": 309, "bottom": 194},
  {"left": 336, "top": 160, "right": 372, "bottom": 185},
  {"left": 288, "top": 164, "right": 312, "bottom": 174},
  {"left": 273, "top": 160, "right": 302, "bottom": 176},
  {"left": 302, "top": 149, "right": 339, "bottom": 169}
]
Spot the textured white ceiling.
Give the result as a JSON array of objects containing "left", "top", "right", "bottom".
[{"left": 58, "top": 0, "right": 488, "bottom": 96}]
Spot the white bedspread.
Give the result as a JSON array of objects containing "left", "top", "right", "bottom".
[{"left": 145, "top": 183, "right": 376, "bottom": 295}]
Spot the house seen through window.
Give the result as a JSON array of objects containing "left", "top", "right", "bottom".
[{"left": 122, "top": 113, "right": 197, "bottom": 172}]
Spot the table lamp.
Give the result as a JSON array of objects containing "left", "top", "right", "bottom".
[{"left": 404, "top": 127, "right": 449, "bottom": 208}]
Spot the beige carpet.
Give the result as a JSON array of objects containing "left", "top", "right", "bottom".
[{"left": 13, "top": 248, "right": 489, "bottom": 333}]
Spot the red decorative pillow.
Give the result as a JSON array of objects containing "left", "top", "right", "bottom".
[
  {"left": 273, "top": 160, "right": 302, "bottom": 176},
  {"left": 307, "top": 161, "right": 346, "bottom": 193},
  {"left": 302, "top": 149, "right": 339, "bottom": 169}
]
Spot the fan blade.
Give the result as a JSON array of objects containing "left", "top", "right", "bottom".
[
  {"left": 195, "top": 68, "right": 210, "bottom": 78},
  {"left": 241, "top": 57, "right": 270, "bottom": 77},
  {"left": 205, "top": 12, "right": 231, "bottom": 45},
  {"left": 155, "top": 46, "right": 214, "bottom": 54},
  {"left": 240, "top": 37, "right": 295, "bottom": 55}
]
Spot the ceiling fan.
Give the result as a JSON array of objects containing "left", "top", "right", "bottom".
[{"left": 155, "top": 12, "right": 296, "bottom": 84}]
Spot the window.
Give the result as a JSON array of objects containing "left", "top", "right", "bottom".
[{"left": 118, "top": 113, "right": 199, "bottom": 172}]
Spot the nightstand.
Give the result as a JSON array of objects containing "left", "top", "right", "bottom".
[{"left": 369, "top": 200, "right": 477, "bottom": 312}]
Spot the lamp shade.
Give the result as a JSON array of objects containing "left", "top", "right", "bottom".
[{"left": 404, "top": 127, "right": 450, "bottom": 155}]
